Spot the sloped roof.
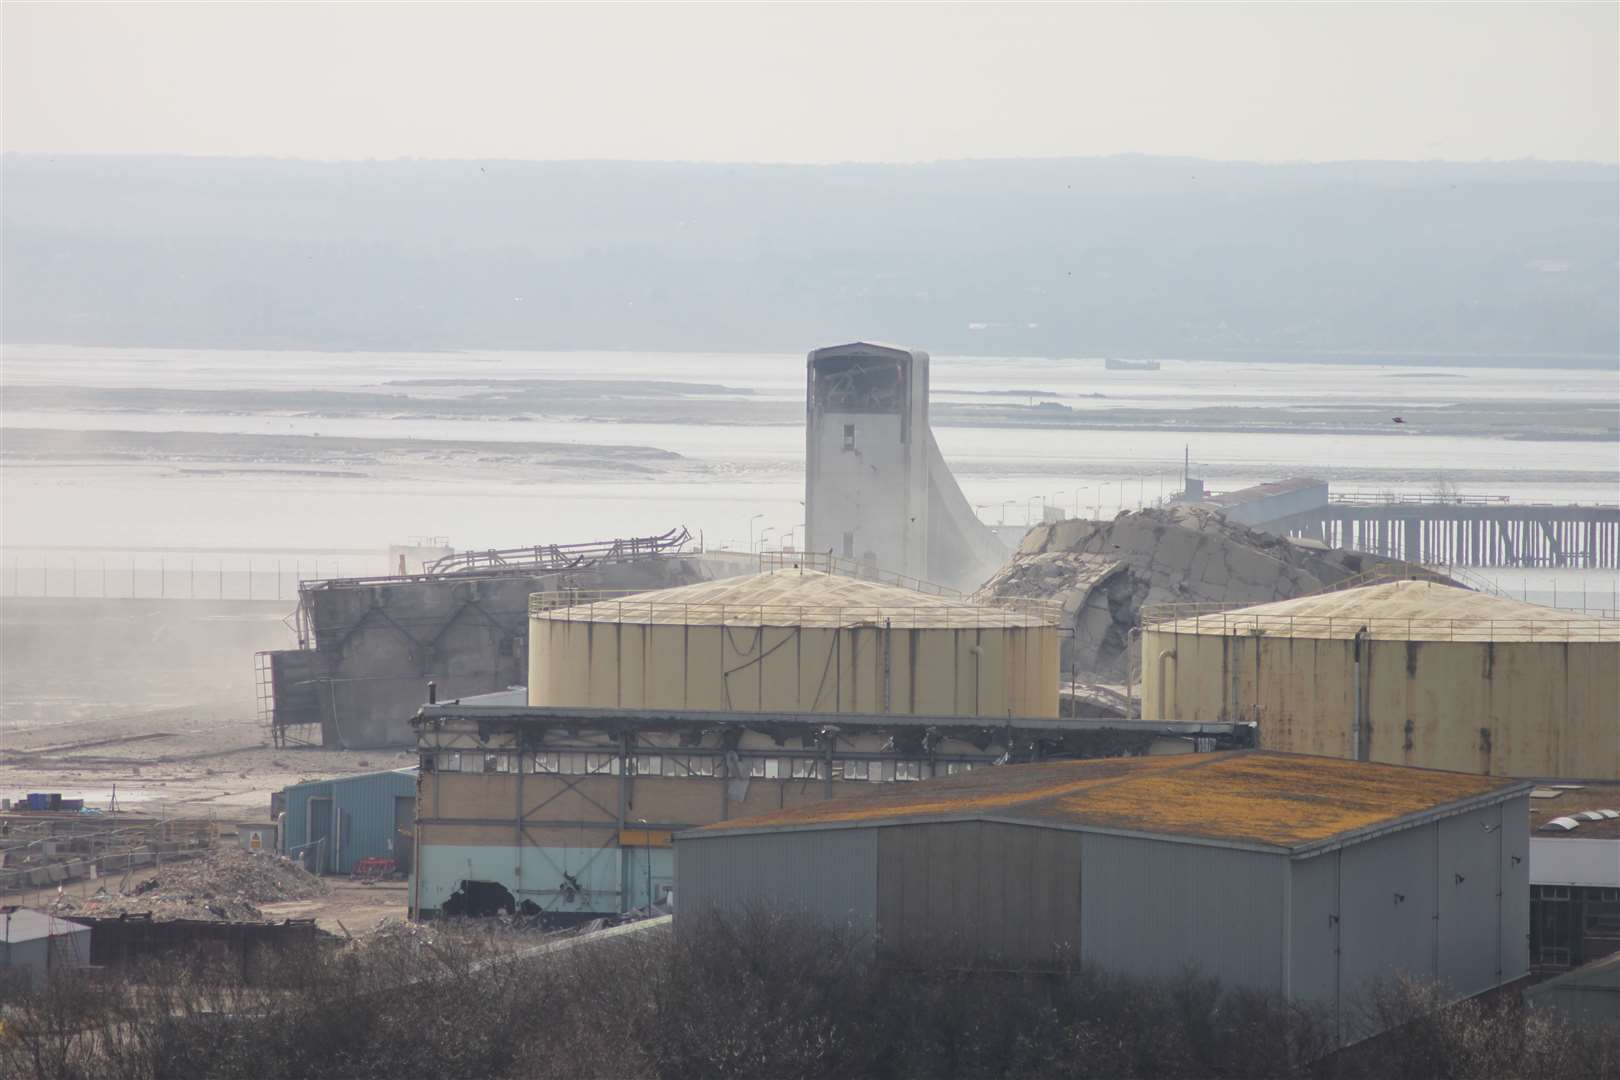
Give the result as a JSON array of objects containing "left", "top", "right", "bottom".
[
  {"left": 687, "top": 750, "right": 1526, "bottom": 854},
  {"left": 532, "top": 569, "right": 1055, "bottom": 629},
  {"left": 1, "top": 908, "right": 89, "bottom": 943},
  {"left": 1151, "top": 580, "right": 1618, "bottom": 642}
]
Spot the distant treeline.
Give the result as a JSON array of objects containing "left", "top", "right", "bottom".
[{"left": 3, "top": 155, "right": 1616, "bottom": 364}]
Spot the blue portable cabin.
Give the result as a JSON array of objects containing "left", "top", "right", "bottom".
[{"left": 280, "top": 768, "right": 419, "bottom": 875}]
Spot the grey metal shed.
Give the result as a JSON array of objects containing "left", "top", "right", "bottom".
[{"left": 675, "top": 750, "right": 1531, "bottom": 1043}]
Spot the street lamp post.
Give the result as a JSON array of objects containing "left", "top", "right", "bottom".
[
  {"left": 1095, "top": 482, "right": 1112, "bottom": 519},
  {"left": 635, "top": 818, "right": 652, "bottom": 912},
  {"left": 759, "top": 527, "right": 775, "bottom": 553},
  {"left": 1051, "top": 491, "right": 1066, "bottom": 520},
  {"left": 749, "top": 513, "right": 764, "bottom": 554}
]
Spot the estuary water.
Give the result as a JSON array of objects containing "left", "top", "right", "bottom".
[{"left": 2, "top": 344, "right": 1616, "bottom": 609}]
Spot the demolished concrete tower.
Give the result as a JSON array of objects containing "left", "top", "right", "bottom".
[
  {"left": 974, "top": 505, "right": 1445, "bottom": 686},
  {"left": 804, "top": 342, "right": 1006, "bottom": 591}
]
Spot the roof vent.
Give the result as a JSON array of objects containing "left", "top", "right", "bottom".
[
  {"left": 1575, "top": 810, "right": 1618, "bottom": 821},
  {"left": 1539, "top": 817, "right": 1581, "bottom": 832}
]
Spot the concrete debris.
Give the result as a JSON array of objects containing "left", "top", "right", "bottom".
[
  {"left": 976, "top": 506, "right": 1435, "bottom": 684},
  {"left": 1060, "top": 683, "right": 1133, "bottom": 719},
  {"left": 51, "top": 846, "right": 327, "bottom": 923}
]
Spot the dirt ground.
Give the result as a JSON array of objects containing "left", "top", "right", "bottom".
[
  {"left": 260, "top": 880, "right": 413, "bottom": 936},
  {"left": 11, "top": 850, "right": 411, "bottom": 936},
  {"left": 3, "top": 706, "right": 410, "bottom": 820}
]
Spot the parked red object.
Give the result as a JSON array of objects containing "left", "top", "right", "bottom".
[{"left": 350, "top": 857, "right": 397, "bottom": 883}]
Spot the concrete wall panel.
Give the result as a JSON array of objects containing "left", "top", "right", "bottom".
[
  {"left": 1337, "top": 823, "right": 1439, "bottom": 1023},
  {"left": 676, "top": 829, "right": 879, "bottom": 935},
  {"left": 1289, "top": 852, "right": 1338, "bottom": 1006},
  {"left": 1079, "top": 832, "right": 1287, "bottom": 995},
  {"left": 1437, "top": 803, "right": 1505, "bottom": 998},
  {"left": 875, "top": 821, "right": 1081, "bottom": 963},
  {"left": 1498, "top": 796, "right": 1531, "bottom": 985}
]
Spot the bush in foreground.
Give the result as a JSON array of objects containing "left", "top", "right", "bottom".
[{"left": 1, "top": 910, "right": 1615, "bottom": 1079}]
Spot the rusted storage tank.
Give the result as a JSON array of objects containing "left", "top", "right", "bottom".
[
  {"left": 529, "top": 567, "right": 1060, "bottom": 718},
  {"left": 1140, "top": 580, "right": 1619, "bottom": 778}
]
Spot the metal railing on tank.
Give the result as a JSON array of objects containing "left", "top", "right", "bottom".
[
  {"left": 528, "top": 595, "right": 1064, "bottom": 629},
  {"left": 1139, "top": 605, "right": 1618, "bottom": 643},
  {"left": 754, "top": 550, "right": 963, "bottom": 597}
]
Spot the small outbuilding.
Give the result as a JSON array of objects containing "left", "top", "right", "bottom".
[
  {"left": 280, "top": 768, "right": 418, "bottom": 875},
  {"left": 676, "top": 751, "right": 1530, "bottom": 1043},
  {"left": 1525, "top": 952, "right": 1620, "bottom": 1029},
  {"left": 1, "top": 907, "right": 91, "bottom": 983}
]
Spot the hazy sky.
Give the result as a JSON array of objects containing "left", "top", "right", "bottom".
[{"left": 4, "top": 2, "right": 1616, "bottom": 164}]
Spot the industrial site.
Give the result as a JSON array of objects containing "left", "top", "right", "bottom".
[
  {"left": 5, "top": 338, "right": 1618, "bottom": 1077},
  {"left": 4, "top": 6, "right": 1620, "bottom": 1076}
]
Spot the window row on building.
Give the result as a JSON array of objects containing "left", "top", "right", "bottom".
[
  {"left": 1530, "top": 884, "right": 1620, "bottom": 970},
  {"left": 429, "top": 750, "right": 979, "bottom": 783}
]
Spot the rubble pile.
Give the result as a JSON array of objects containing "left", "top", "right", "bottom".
[
  {"left": 54, "top": 846, "right": 327, "bottom": 922},
  {"left": 977, "top": 506, "right": 1437, "bottom": 685}
]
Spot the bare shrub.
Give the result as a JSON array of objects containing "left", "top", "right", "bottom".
[{"left": 2, "top": 913, "right": 1616, "bottom": 1080}]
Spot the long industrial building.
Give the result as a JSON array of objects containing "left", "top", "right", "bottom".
[
  {"left": 675, "top": 750, "right": 1531, "bottom": 1044},
  {"left": 408, "top": 702, "right": 1250, "bottom": 921},
  {"left": 1141, "top": 580, "right": 1619, "bottom": 778}
]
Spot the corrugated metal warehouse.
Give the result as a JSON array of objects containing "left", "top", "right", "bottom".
[
  {"left": 1140, "top": 580, "right": 1619, "bottom": 778},
  {"left": 528, "top": 566, "right": 1060, "bottom": 718},
  {"left": 281, "top": 768, "right": 418, "bottom": 875},
  {"left": 676, "top": 751, "right": 1530, "bottom": 1042}
]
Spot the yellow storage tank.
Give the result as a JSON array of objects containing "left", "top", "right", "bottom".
[
  {"left": 1140, "top": 580, "right": 1619, "bottom": 778},
  {"left": 529, "top": 569, "right": 1060, "bottom": 718}
]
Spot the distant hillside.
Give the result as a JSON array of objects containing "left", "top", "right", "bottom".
[{"left": 3, "top": 155, "right": 1616, "bottom": 364}]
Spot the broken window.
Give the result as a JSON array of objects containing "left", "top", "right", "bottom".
[
  {"left": 840, "top": 760, "right": 870, "bottom": 781},
  {"left": 531, "top": 752, "right": 559, "bottom": 774},
  {"left": 634, "top": 754, "right": 662, "bottom": 776},
  {"left": 442, "top": 879, "right": 517, "bottom": 918},
  {"left": 895, "top": 761, "right": 921, "bottom": 781},
  {"left": 585, "top": 753, "right": 619, "bottom": 775},
  {"left": 791, "top": 758, "right": 825, "bottom": 780},
  {"left": 812, "top": 354, "right": 905, "bottom": 413}
]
